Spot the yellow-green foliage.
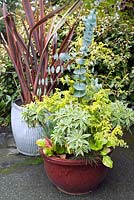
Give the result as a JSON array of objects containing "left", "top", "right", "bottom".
[
  {"left": 39, "top": 89, "right": 77, "bottom": 113},
  {"left": 86, "top": 90, "right": 128, "bottom": 155},
  {"left": 89, "top": 42, "right": 122, "bottom": 71},
  {"left": 23, "top": 89, "right": 77, "bottom": 127},
  {"left": 24, "top": 85, "right": 134, "bottom": 168}
]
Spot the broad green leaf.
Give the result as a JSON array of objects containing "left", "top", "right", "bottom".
[
  {"left": 43, "top": 148, "right": 53, "bottom": 156},
  {"left": 89, "top": 141, "right": 103, "bottom": 151},
  {"left": 100, "top": 148, "right": 111, "bottom": 156},
  {"left": 36, "top": 139, "right": 45, "bottom": 147},
  {"left": 102, "top": 155, "right": 113, "bottom": 168}
]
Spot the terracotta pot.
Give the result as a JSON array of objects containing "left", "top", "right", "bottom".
[{"left": 42, "top": 153, "right": 109, "bottom": 195}]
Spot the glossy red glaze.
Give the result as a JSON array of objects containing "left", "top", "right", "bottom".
[{"left": 42, "top": 153, "right": 109, "bottom": 195}]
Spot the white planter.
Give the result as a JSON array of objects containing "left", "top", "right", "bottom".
[{"left": 11, "top": 99, "right": 44, "bottom": 156}]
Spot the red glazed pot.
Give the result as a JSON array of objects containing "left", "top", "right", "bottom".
[{"left": 42, "top": 153, "right": 109, "bottom": 195}]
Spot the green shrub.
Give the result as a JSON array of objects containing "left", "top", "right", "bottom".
[
  {"left": 89, "top": 10, "right": 134, "bottom": 103},
  {"left": 0, "top": 44, "right": 19, "bottom": 126},
  {"left": 0, "top": 0, "right": 20, "bottom": 34}
]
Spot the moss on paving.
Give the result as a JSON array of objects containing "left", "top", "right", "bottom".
[{"left": 0, "top": 157, "right": 43, "bottom": 174}]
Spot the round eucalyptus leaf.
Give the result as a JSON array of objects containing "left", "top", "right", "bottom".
[
  {"left": 73, "top": 74, "right": 86, "bottom": 81},
  {"left": 47, "top": 66, "right": 51, "bottom": 74},
  {"left": 50, "top": 78, "right": 53, "bottom": 84},
  {"left": 80, "top": 46, "right": 88, "bottom": 53},
  {"left": 37, "top": 88, "right": 42, "bottom": 97},
  {"left": 76, "top": 58, "right": 85, "bottom": 65},
  {"left": 73, "top": 82, "right": 86, "bottom": 91},
  {"left": 41, "top": 78, "right": 45, "bottom": 85},
  {"left": 61, "top": 65, "right": 64, "bottom": 73},
  {"left": 74, "top": 90, "right": 86, "bottom": 98},
  {"left": 51, "top": 66, "right": 55, "bottom": 74},
  {"left": 59, "top": 53, "right": 70, "bottom": 61},
  {"left": 56, "top": 66, "right": 61, "bottom": 73},
  {"left": 67, "top": 65, "right": 71, "bottom": 71},
  {"left": 53, "top": 53, "right": 58, "bottom": 60},
  {"left": 45, "top": 77, "right": 48, "bottom": 86},
  {"left": 73, "top": 68, "right": 86, "bottom": 75}
]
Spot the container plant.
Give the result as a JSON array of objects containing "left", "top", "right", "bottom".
[
  {"left": 24, "top": 81, "right": 134, "bottom": 194},
  {"left": 1, "top": 0, "right": 81, "bottom": 155},
  {"left": 22, "top": 8, "right": 134, "bottom": 193}
]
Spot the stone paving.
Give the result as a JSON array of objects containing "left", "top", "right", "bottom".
[{"left": 0, "top": 127, "right": 134, "bottom": 200}]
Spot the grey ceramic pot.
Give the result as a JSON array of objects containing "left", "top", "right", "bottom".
[{"left": 11, "top": 99, "right": 44, "bottom": 156}]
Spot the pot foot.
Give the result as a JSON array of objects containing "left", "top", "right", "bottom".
[
  {"left": 17, "top": 148, "right": 40, "bottom": 156},
  {"left": 56, "top": 186, "right": 92, "bottom": 195}
]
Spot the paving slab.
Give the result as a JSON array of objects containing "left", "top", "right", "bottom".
[{"left": 0, "top": 148, "right": 134, "bottom": 200}]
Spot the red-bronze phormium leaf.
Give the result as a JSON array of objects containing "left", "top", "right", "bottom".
[
  {"left": 2, "top": 0, "right": 82, "bottom": 104},
  {"left": 29, "top": 5, "right": 66, "bottom": 41},
  {"left": 45, "top": 138, "right": 53, "bottom": 148},
  {"left": 32, "top": 1, "right": 81, "bottom": 96},
  {"left": 39, "top": 0, "right": 45, "bottom": 53},
  {"left": 22, "top": 0, "right": 40, "bottom": 53}
]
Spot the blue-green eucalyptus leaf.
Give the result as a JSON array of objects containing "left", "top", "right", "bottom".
[
  {"left": 47, "top": 66, "right": 51, "bottom": 74},
  {"left": 67, "top": 65, "right": 71, "bottom": 71},
  {"left": 59, "top": 52, "right": 70, "bottom": 61},
  {"left": 45, "top": 77, "right": 48, "bottom": 86},
  {"left": 53, "top": 53, "right": 58, "bottom": 60},
  {"left": 74, "top": 90, "right": 86, "bottom": 98},
  {"left": 56, "top": 65, "right": 61, "bottom": 73},
  {"left": 51, "top": 66, "right": 55, "bottom": 74},
  {"left": 41, "top": 78, "right": 45, "bottom": 85},
  {"left": 73, "top": 68, "right": 86, "bottom": 75},
  {"left": 50, "top": 78, "right": 53, "bottom": 84},
  {"left": 76, "top": 58, "right": 85, "bottom": 65},
  {"left": 74, "top": 82, "right": 86, "bottom": 91},
  {"left": 73, "top": 74, "right": 86, "bottom": 81},
  {"left": 61, "top": 65, "right": 64, "bottom": 73}
]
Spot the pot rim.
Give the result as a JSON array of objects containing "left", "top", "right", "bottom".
[
  {"left": 41, "top": 151, "right": 104, "bottom": 167},
  {"left": 11, "top": 98, "right": 24, "bottom": 111},
  {"left": 11, "top": 98, "right": 42, "bottom": 128}
]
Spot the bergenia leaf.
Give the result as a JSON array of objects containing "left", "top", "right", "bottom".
[
  {"left": 36, "top": 139, "right": 45, "bottom": 147},
  {"left": 102, "top": 155, "right": 113, "bottom": 168}
]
